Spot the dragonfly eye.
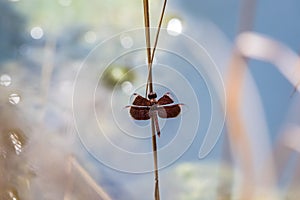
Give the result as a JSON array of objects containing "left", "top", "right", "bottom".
[{"left": 148, "top": 92, "right": 157, "bottom": 99}]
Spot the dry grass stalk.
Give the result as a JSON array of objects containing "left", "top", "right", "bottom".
[
  {"left": 225, "top": 50, "right": 255, "bottom": 200},
  {"left": 142, "top": 0, "right": 167, "bottom": 199},
  {"left": 63, "top": 156, "right": 112, "bottom": 200}
]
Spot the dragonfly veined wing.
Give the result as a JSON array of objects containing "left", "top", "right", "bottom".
[
  {"left": 156, "top": 92, "right": 182, "bottom": 118},
  {"left": 132, "top": 93, "right": 151, "bottom": 106},
  {"left": 157, "top": 93, "right": 174, "bottom": 105},
  {"left": 129, "top": 94, "right": 151, "bottom": 120},
  {"left": 157, "top": 104, "right": 182, "bottom": 118}
]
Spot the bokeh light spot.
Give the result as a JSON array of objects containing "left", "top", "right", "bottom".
[
  {"left": 0, "top": 74, "right": 12, "bottom": 87},
  {"left": 9, "top": 132, "right": 23, "bottom": 155},
  {"left": 167, "top": 18, "right": 183, "bottom": 36},
  {"left": 8, "top": 93, "right": 21, "bottom": 105},
  {"left": 84, "top": 31, "right": 97, "bottom": 44},
  {"left": 111, "top": 68, "right": 124, "bottom": 80},
  {"left": 121, "top": 81, "right": 133, "bottom": 94},
  {"left": 30, "top": 26, "right": 44, "bottom": 40},
  {"left": 120, "top": 35, "right": 133, "bottom": 49}
]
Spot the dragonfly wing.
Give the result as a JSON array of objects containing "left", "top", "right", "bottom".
[
  {"left": 129, "top": 94, "right": 151, "bottom": 120},
  {"left": 130, "top": 106, "right": 150, "bottom": 120},
  {"left": 157, "top": 104, "right": 181, "bottom": 118},
  {"left": 157, "top": 93, "right": 174, "bottom": 105},
  {"left": 132, "top": 94, "right": 151, "bottom": 106}
]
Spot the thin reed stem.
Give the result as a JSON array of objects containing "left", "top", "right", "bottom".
[
  {"left": 142, "top": 1, "right": 159, "bottom": 198},
  {"left": 143, "top": 0, "right": 153, "bottom": 94},
  {"left": 142, "top": 1, "right": 168, "bottom": 200},
  {"left": 151, "top": 117, "right": 160, "bottom": 200},
  {"left": 66, "top": 156, "right": 112, "bottom": 200},
  {"left": 146, "top": 0, "right": 168, "bottom": 96},
  {"left": 150, "top": 0, "right": 167, "bottom": 65}
]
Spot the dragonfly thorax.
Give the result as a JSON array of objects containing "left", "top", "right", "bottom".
[
  {"left": 149, "top": 104, "right": 159, "bottom": 116},
  {"left": 148, "top": 92, "right": 157, "bottom": 100}
]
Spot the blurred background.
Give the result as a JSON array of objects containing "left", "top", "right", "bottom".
[{"left": 1, "top": 0, "right": 300, "bottom": 199}]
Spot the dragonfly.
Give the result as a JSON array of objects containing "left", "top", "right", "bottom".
[{"left": 127, "top": 92, "right": 182, "bottom": 137}]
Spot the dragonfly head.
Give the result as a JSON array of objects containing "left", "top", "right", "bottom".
[{"left": 148, "top": 92, "right": 157, "bottom": 99}]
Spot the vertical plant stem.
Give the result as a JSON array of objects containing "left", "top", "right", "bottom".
[
  {"left": 151, "top": 117, "right": 160, "bottom": 200},
  {"left": 225, "top": 0, "right": 257, "bottom": 199},
  {"left": 142, "top": 0, "right": 168, "bottom": 199},
  {"left": 150, "top": 0, "right": 167, "bottom": 64},
  {"left": 226, "top": 52, "right": 254, "bottom": 200},
  {"left": 146, "top": 0, "right": 168, "bottom": 96},
  {"left": 143, "top": 0, "right": 153, "bottom": 94}
]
